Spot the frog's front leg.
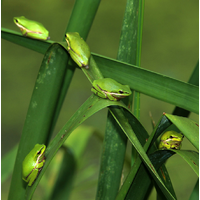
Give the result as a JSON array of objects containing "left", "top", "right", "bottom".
[
  {"left": 36, "top": 159, "right": 45, "bottom": 169},
  {"left": 106, "top": 93, "right": 118, "bottom": 101},
  {"left": 91, "top": 85, "right": 107, "bottom": 99},
  {"left": 22, "top": 30, "right": 27, "bottom": 36},
  {"left": 171, "top": 142, "right": 182, "bottom": 149}
]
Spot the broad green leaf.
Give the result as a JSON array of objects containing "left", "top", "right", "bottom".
[
  {"left": 63, "top": 0, "right": 101, "bottom": 40},
  {"left": 93, "top": 54, "right": 199, "bottom": 114},
  {"left": 173, "top": 61, "right": 199, "bottom": 117},
  {"left": 95, "top": 112, "right": 127, "bottom": 200}
]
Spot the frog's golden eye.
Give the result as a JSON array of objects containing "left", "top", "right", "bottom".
[
  {"left": 15, "top": 19, "right": 18, "bottom": 23},
  {"left": 119, "top": 90, "right": 124, "bottom": 94}
]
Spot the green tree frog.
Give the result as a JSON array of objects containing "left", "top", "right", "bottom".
[
  {"left": 22, "top": 144, "right": 46, "bottom": 186},
  {"left": 13, "top": 16, "right": 50, "bottom": 40},
  {"left": 65, "top": 32, "right": 91, "bottom": 69},
  {"left": 91, "top": 78, "right": 132, "bottom": 101},
  {"left": 159, "top": 131, "right": 184, "bottom": 150}
]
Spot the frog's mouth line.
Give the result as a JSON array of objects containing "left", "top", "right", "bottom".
[
  {"left": 15, "top": 23, "right": 43, "bottom": 34},
  {"left": 161, "top": 140, "right": 182, "bottom": 145},
  {"left": 36, "top": 147, "right": 46, "bottom": 164}
]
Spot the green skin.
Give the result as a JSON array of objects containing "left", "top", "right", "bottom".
[
  {"left": 65, "top": 32, "right": 91, "bottom": 69},
  {"left": 13, "top": 16, "right": 50, "bottom": 40},
  {"left": 22, "top": 144, "right": 46, "bottom": 186},
  {"left": 91, "top": 78, "right": 132, "bottom": 101},
  {"left": 159, "top": 131, "right": 184, "bottom": 150}
]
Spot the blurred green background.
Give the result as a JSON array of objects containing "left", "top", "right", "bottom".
[{"left": 1, "top": 0, "right": 198, "bottom": 200}]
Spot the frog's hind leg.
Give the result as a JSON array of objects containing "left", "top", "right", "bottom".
[{"left": 27, "top": 169, "right": 39, "bottom": 186}]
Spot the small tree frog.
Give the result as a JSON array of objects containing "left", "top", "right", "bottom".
[
  {"left": 22, "top": 144, "right": 46, "bottom": 186},
  {"left": 65, "top": 32, "right": 91, "bottom": 69},
  {"left": 91, "top": 78, "right": 132, "bottom": 101},
  {"left": 159, "top": 131, "right": 184, "bottom": 150},
  {"left": 13, "top": 16, "right": 50, "bottom": 40}
]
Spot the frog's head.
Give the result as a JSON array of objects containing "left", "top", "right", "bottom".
[
  {"left": 65, "top": 32, "right": 80, "bottom": 45},
  {"left": 159, "top": 131, "right": 184, "bottom": 150},
  {"left": 108, "top": 84, "right": 132, "bottom": 100},
  {"left": 14, "top": 16, "right": 27, "bottom": 33},
  {"left": 161, "top": 131, "right": 184, "bottom": 142},
  {"left": 34, "top": 144, "right": 46, "bottom": 163},
  {"left": 13, "top": 16, "right": 24, "bottom": 24}
]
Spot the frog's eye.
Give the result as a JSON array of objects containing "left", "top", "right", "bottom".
[
  {"left": 15, "top": 19, "right": 18, "bottom": 23},
  {"left": 119, "top": 90, "right": 124, "bottom": 94},
  {"left": 37, "top": 150, "right": 41, "bottom": 155},
  {"left": 169, "top": 136, "right": 174, "bottom": 139}
]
